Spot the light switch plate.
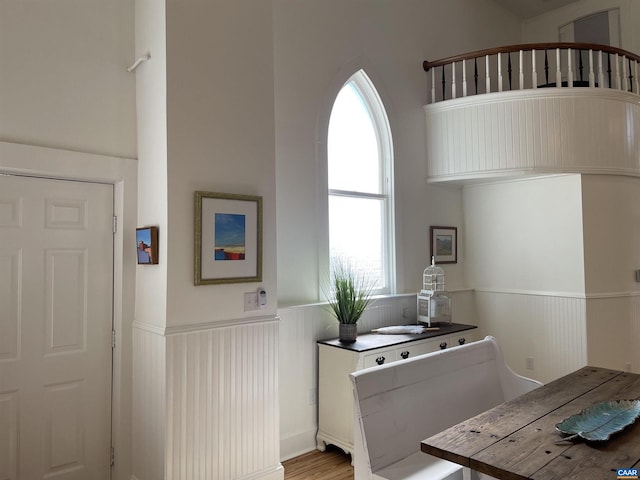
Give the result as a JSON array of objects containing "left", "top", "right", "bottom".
[{"left": 244, "top": 292, "right": 258, "bottom": 311}]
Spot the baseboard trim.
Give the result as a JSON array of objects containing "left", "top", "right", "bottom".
[
  {"left": 280, "top": 430, "right": 318, "bottom": 462},
  {"left": 239, "top": 464, "right": 284, "bottom": 480}
]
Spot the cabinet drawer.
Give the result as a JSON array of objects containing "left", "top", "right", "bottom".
[
  {"left": 438, "top": 332, "right": 476, "bottom": 350},
  {"left": 363, "top": 349, "right": 397, "bottom": 368},
  {"left": 395, "top": 341, "right": 437, "bottom": 360}
]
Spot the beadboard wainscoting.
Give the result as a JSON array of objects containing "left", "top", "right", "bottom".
[
  {"left": 278, "top": 291, "right": 475, "bottom": 461},
  {"left": 132, "top": 324, "right": 166, "bottom": 480},
  {"left": 473, "top": 290, "right": 588, "bottom": 384},
  {"left": 133, "top": 317, "right": 284, "bottom": 480},
  {"left": 166, "top": 317, "right": 283, "bottom": 480},
  {"left": 424, "top": 89, "right": 640, "bottom": 182}
]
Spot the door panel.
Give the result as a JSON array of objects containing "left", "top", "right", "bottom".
[
  {"left": 0, "top": 249, "right": 20, "bottom": 362},
  {"left": 0, "top": 391, "right": 18, "bottom": 479},
  {"left": 45, "top": 248, "right": 87, "bottom": 355},
  {"left": 0, "top": 175, "right": 113, "bottom": 480}
]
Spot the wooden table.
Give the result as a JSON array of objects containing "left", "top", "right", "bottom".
[{"left": 421, "top": 366, "right": 640, "bottom": 480}]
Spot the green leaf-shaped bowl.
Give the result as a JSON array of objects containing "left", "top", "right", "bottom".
[{"left": 555, "top": 400, "right": 640, "bottom": 441}]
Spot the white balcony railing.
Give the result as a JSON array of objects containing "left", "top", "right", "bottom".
[{"left": 423, "top": 43, "right": 640, "bottom": 104}]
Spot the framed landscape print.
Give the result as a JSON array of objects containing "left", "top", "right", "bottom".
[
  {"left": 430, "top": 226, "right": 457, "bottom": 264},
  {"left": 194, "top": 191, "right": 263, "bottom": 285}
]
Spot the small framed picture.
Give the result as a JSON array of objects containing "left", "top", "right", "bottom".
[
  {"left": 137, "top": 226, "right": 159, "bottom": 265},
  {"left": 194, "top": 191, "right": 262, "bottom": 285},
  {"left": 430, "top": 226, "right": 457, "bottom": 264}
]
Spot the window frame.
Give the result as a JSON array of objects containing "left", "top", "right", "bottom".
[{"left": 326, "top": 70, "right": 396, "bottom": 296}]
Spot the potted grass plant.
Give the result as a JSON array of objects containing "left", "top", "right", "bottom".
[{"left": 327, "top": 261, "right": 375, "bottom": 343}]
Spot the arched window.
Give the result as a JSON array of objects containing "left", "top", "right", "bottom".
[{"left": 327, "top": 70, "right": 394, "bottom": 294}]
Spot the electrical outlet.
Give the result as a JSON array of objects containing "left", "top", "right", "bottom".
[
  {"left": 625, "top": 363, "right": 632, "bottom": 372},
  {"left": 526, "top": 357, "right": 534, "bottom": 371},
  {"left": 244, "top": 292, "right": 258, "bottom": 311},
  {"left": 402, "top": 305, "right": 410, "bottom": 319}
]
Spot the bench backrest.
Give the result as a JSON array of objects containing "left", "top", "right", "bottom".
[{"left": 350, "top": 336, "right": 541, "bottom": 475}]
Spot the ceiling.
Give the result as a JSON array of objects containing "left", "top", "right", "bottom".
[{"left": 491, "top": 0, "right": 580, "bottom": 19}]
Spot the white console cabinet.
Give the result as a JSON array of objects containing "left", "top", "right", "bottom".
[{"left": 316, "top": 323, "right": 477, "bottom": 457}]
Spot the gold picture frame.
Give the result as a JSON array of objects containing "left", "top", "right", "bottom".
[{"left": 194, "top": 191, "right": 263, "bottom": 285}]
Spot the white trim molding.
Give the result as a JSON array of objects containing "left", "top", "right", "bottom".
[{"left": 474, "top": 287, "right": 640, "bottom": 300}]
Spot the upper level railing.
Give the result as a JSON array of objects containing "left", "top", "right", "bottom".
[{"left": 423, "top": 43, "right": 640, "bottom": 104}]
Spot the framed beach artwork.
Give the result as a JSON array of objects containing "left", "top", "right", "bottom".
[
  {"left": 430, "top": 226, "right": 457, "bottom": 264},
  {"left": 194, "top": 191, "right": 263, "bottom": 285},
  {"left": 136, "top": 226, "right": 159, "bottom": 265}
]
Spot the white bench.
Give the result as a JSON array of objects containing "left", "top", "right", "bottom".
[{"left": 350, "top": 336, "right": 542, "bottom": 480}]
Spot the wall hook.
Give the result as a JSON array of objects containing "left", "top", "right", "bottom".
[{"left": 127, "top": 53, "right": 151, "bottom": 73}]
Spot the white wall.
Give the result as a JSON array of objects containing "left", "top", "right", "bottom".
[
  {"left": 0, "top": 0, "right": 136, "bottom": 158},
  {"left": 273, "top": 0, "right": 523, "bottom": 306},
  {"left": 165, "top": 0, "right": 277, "bottom": 327},
  {"left": 464, "top": 175, "right": 585, "bottom": 294},
  {"left": 522, "top": 0, "right": 640, "bottom": 53},
  {"left": 131, "top": 2, "right": 168, "bottom": 479},
  {"left": 463, "top": 175, "right": 588, "bottom": 383},
  {"left": 581, "top": 175, "right": 640, "bottom": 295},
  {"left": 581, "top": 175, "right": 640, "bottom": 373},
  {"left": 134, "top": 0, "right": 168, "bottom": 329}
]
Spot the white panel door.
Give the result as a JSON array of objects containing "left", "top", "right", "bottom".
[{"left": 0, "top": 175, "right": 113, "bottom": 480}]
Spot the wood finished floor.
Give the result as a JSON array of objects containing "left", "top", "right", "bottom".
[{"left": 283, "top": 446, "right": 353, "bottom": 480}]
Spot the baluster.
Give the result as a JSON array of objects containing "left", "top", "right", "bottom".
[
  {"left": 423, "top": 47, "right": 640, "bottom": 100},
  {"left": 578, "top": 49, "right": 584, "bottom": 83},
  {"left": 498, "top": 52, "right": 503, "bottom": 92},
  {"left": 567, "top": 48, "right": 574, "bottom": 87},
  {"left": 519, "top": 50, "right": 524, "bottom": 89},
  {"left": 544, "top": 49, "right": 550, "bottom": 85},
  {"left": 532, "top": 49, "right": 538, "bottom": 88},
  {"left": 507, "top": 52, "right": 513, "bottom": 90},
  {"left": 462, "top": 59, "right": 467, "bottom": 97},
  {"left": 451, "top": 61, "right": 457, "bottom": 99},
  {"left": 485, "top": 55, "right": 491, "bottom": 93},
  {"left": 431, "top": 68, "right": 435, "bottom": 103},
  {"left": 474, "top": 57, "right": 478, "bottom": 95}
]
